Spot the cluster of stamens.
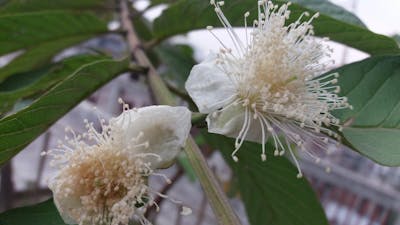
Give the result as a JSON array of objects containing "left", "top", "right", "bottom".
[
  {"left": 206, "top": 0, "right": 352, "bottom": 177},
  {"left": 44, "top": 101, "right": 191, "bottom": 225}
]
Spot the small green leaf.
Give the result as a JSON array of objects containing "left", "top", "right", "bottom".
[
  {"left": 156, "top": 44, "right": 196, "bottom": 90},
  {"left": 153, "top": 0, "right": 399, "bottom": 55},
  {"left": 332, "top": 55, "right": 400, "bottom": 166},
  {"left": 0, "top": 56, "right": 135, "bottom": 166},
  {"left": 204, "top": 133, "right": 328, "bottom": 225},
  {"left": 0, "top": 199, "right": 66, "bottom": 225}
]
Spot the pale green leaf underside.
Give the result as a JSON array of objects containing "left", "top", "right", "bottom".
[
  {"left": 332, "top": 55, "right": 400, "bottom": 166},
  {"left": 343, "top": 128, "right": 400, "bottom": 166}
]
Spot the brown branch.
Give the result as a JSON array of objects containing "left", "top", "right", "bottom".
[{"left": 120, "top": 0, "right": 175, "bottom": 106}]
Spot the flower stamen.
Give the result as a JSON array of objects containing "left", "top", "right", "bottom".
[{"left": 186, "top": 1, "right": 352, "bottom": 178}]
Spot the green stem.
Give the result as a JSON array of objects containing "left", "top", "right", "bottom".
[
  {"left": 120, "top": 1, "right": 242, "bottom": 225},
  {"left": 185, "top": 137, "right": 242, "bottom": 225},
  {"left": 191, "top": 112, "right": 207, "bottom": 127}
]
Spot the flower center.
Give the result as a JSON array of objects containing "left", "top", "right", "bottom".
[
  {"left": 59, "top": 148, "right": 150, "bottom": 225},
  {"left": 203, "top": 1, "right": 352, "bottom": 177}
]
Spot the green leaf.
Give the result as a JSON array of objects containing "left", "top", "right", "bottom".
[
  {"left": 393, "top": 34, "right": 400, "bottom": 44},
  {"left": 203, "top": 133, "right": 328, "bottom": 225},
  {"left": 0, "top": 55, "right": 95, "bottom": 114},
  {"left": 0, "top": 0, "right": 112, "bottom": 13},
  {"left": 153, "top": 0, "right": 399, "bottom": 55},
  {"left": 290, "top": 0, "right": 365, "bottom": 27},
  {"left": 0, "top": 35, "right": 97, "bottom": 82},
  {"left": 155, "top": 44, "right": 196, "bottom": 90},
  {"left": 150, "top": 0, "right": 178, "bottom": 7},
  {"left": 332, "top": 55, "right": 400, "bottom": 166},
  {"left": 0, "top": 55, "right": 135, "bottom": 166},
  {"left": 133, "top": 16, "right": 154, "bottom": 42},
  {"left": 0, "top": 11, "right": 107, "bottom": 56},
  {"left": 0, "top": 11, "right": 109, "bottom": 82},
  {"left": 0, "top": 199, "right": 66, "bottom": 225}
]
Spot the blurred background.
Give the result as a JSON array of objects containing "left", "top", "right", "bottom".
[{"left": 1, "top": 0, "right": 400, "bottom": 225}]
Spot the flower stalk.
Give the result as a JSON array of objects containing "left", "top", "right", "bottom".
[{"left": 119, "top": 1, "right": 242, "bottom": 225}]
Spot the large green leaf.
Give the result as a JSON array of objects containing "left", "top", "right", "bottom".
[
  {"left": 0, "top": 56, "right": 136, "bottom": 166},
  {"left": 0, "top": 11, "right": 107, "bottom": 56},
  {"left": 0, "top": 0, "right": 111, "bottom": 13},
  {"left": 204, "top": 133, "right": 328, "bottom": 225},
  {"left": 0, "top": 199, "right": 66, "bottom": 225},
  {"left": 332, "top": 55, "right": 400, "bottom": 166},
  {"left": 0, "top": 11, "right": 109, "bottom": 82},
  {"left": 153, "top": 0, "right": 399, "bottom": 55}
]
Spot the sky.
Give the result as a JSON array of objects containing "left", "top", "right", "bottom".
[{"left": 331, "top": 0, "right": 400, "bottom": 35}]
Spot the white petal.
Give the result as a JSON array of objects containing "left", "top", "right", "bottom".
[
  {"left": 50, "top": 183, "right": 80, "bottom": 224},
  {"left": 207, "top": 105, "right": 263, "bottom": 143},
  {"left": 111, "top": 105, "right": 192, "bottom": 169},
  {"left": 185, "top": 54, "right": 236, "bottom": 113}
]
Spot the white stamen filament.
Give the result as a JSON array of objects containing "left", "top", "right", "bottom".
[{"left": 202, "top": 1, "right": 352, "bottom": 177}]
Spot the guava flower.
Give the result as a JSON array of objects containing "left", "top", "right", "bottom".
[
  {"left": 185, "top": 1, "right": 351, "bottom": 177},
  {"left": 43, "top": 102, "right": 192, "bottom": 225}
]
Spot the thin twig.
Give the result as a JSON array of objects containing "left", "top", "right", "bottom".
[{"left": 34, "top": 132, "right": 51, "bottom": 199}]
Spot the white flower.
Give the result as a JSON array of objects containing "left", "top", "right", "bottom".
[
  {"left": 185, "top": 1, "right": 351, "bottom": 178},
  {"left": 44, "top": 102, "right": 192, "bottom": 225}
]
